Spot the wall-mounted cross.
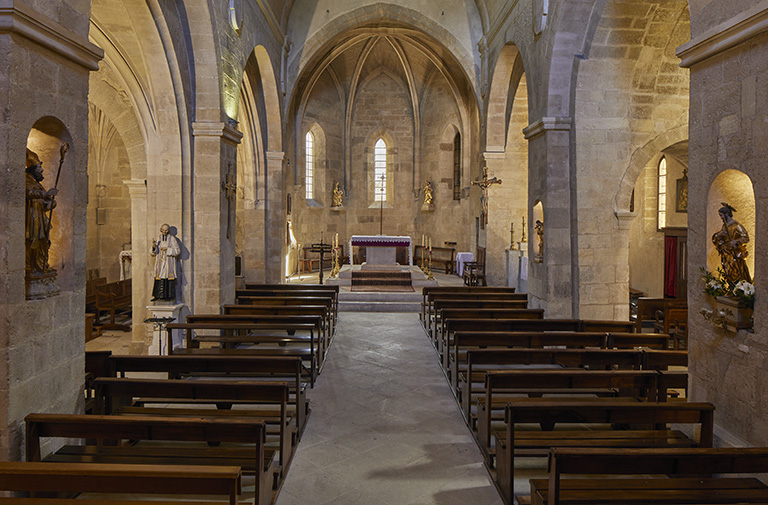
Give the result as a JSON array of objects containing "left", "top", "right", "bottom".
[
  {"left": 472, "top": 164, "right": 502, "bottom": 225},
  {"left": 222, "top": 162, "right": 237, "bottom": 239}
]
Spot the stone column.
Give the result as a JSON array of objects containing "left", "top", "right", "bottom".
[
  {"left": 124, "top": 179, "right": 149, "bottom": 354},
  {"left": 523, "top": 117, "right": 574, "bottom": 317},
  {"left": 0, "top": 1, "right": 102, "bottom": 460},
  {"left": 191, "top": 121, "right": 242, "bottom": 313},
  {"left": 265, "top": 151, "right": 286, "bottom": 283}
]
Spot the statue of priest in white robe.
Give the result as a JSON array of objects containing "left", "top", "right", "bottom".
[{"left": 150, "top": 223, "right": 180, "bottom": 301}]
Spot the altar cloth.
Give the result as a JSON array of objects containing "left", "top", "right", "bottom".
[{"left": 349, "top": 235, "right": 412, "bottom": 266}]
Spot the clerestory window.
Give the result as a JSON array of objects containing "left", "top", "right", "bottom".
[
  {"left": 374, "top": 138, "right": 386, "bottom": 202},
  {"left": 305, "top": 132, "right": 314, "bottom": 200}
]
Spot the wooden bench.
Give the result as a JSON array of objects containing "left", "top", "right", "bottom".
[
  {"left": 429, "top": 299, "right": 529, "bottom": 339},
  {"left": 635, "top": 297, "right": 687, "bottom": 331},
  {"left": 168, "top": 320, "right": 319, "bottom": 385},
  {"left": 463, "top": 246, "right": 487, "bottom": 286},
  {"left": 420, "top": 287, "right": 524, "bottom": 327},
  {"left": 222, "top": 305, "right": 331, "bottom": 360},
  {"left": 25, "top": 414, "right": 271, "bottom": 505},
  {"left": 85, "top": 351, "right": 311, "bottom": 437},
  {"left": 450, "top": 331, "right": 669, "bottom": 395},
  {"left": 91, "top": 377, "right": 294, "bottom": 477},
  {"left": 236, "top": 295, "right": 336, "bottom": 335},
  {"left": 0, "top": 461, "right": 241, "bottom": 505},
  {"left": 495, "top": 400, "right": 715, "bottom": 505},
  {"left": 94, "top": 278, "right": 132, "bottom": 331},
  {"left": 530, "top": 447, "right": 768, "bottom": 505},
  {"left": 241, "top": 284, "right": 339, "bottom": 320},
  {"left": 414, "top": 245, "right": 456, "bottom": 273},
  {"left": 476, "top": 369, "right": 686, "bottom": 462}
]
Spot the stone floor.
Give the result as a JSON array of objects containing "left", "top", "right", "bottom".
[{"left": 274, "top": 312, "right": 504, "bottom": 505}]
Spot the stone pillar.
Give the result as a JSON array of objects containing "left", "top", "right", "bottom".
[
  {"left": 0, "top": 0, "right": 102, "bottom": 460},
  {"left": 124, "top": 179, "right": 149, "bottom": 354},
  {"left": 265, "top": 151, "right": 286, "bottom": 283},
  {"left": 523, "top": 117, "right": 574, "bottom": 317},
  {"left": 191, "top": 121, "right": 242, "bottom": 313}
]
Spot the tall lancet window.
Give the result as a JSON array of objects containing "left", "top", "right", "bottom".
[
  {"left": 657, "top": 156, "right": 667, "bottom": 230},
  {"left": 305, "top": 132, "right": 314, "bottom": 200},
  {"left": 453, "top": 132, "right": 461, "bottom": 200},
  {"left": 374, "top": 138, "right": 387, "bottom": 202}
]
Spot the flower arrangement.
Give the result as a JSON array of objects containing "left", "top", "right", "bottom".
[{"left": 700, "top": 267, "right": 755, "bottom": 309}]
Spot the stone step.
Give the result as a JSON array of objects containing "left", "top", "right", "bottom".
[
  {"left": 339, "top": 301, "right": 420, "bottom": 312},
  {"left": 339, "top": 292, "right": 422, "bottom": 303}
]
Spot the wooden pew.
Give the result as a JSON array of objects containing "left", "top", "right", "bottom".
[
  {"left": 85, "top": 352, "right": 311, "bottom": 437},
  {"left": 495, "top": 400, "right": 715, "bottom": 505},
  {"left": 420, "top": 287, "right": 525, "bottom": 328},
  {"left": 167, "top": 320, "right": 319, "bottom": 385},
  {"left": 430, "top": 299, "right": 529, "bottom": 339},
  {"left": 237, "top": 295, "right": 335, "bottom": 335},
  {"left": 222, "top": 305, "right": 331, "bottom": 360},
  {"left": 240, "top": 284, "right": 339, "bottom": 323},
  {"left": 94, "top": 278, "right": 132, "bottom": 331},
  {"left": 92, "top": 377, "right": 294, "bottom": 477},
  {"left": 0, "top": 461, "right": 242, "bottom": 505},
  {"left": 25, "top": 414, "right": 271, "bottom": 505},
  {"left": 459, "top": 348, "right": 646, "bottom": 421},
  {"left": 530, "top": 447, "right": 768, "bottom": 505},
  {"left": 449, "top": 331, "right": 669, "bottom": 389},
  {"left": 475, "top": 369, "right": 687, "bottom": 462},
  {"left": 414, "top": 245, "right": 456, "bottom": 273},
  {"left": 635, "top": 297, "right": 687, "bottom": 331}
]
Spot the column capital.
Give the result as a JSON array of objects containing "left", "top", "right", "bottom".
[
  {"left": 123, "top": 179, "right": 147, "bottom": 197},
  {"left": 523, "top": 116, "right": 572, "bottom": 140},
  {"left": 191, "top": 121, "right": 243, "bottom": 145},
  {"left": 265, "top": 150, "right": 285, "bottom": 162},
  {"left": 614, "top": 210, "right": 637, "bottom": 230}
]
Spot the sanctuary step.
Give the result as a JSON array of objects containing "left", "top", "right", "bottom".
[
  {"left": 351, "top": 270, "right": 412, "bottom": 287},
  {"left": 338, "top": 291, "right": 422, "bottom": 312}
]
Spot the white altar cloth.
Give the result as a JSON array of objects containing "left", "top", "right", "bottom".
[{"left": 349, "top": 235, "right": 412, "bottom": 266}]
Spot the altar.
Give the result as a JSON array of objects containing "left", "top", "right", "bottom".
[{"left": 349, "top": 235, "right": 412, "bottom": 266}]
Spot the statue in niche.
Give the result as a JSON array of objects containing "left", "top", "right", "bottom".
[
  {"left": 151, "top": 223, "right": 181, "bottom": 301},
  {"left": 712, "top": 202, "right": 751, "bottom": 284},
  {"left": 332, "top": 181, "right": 343, "bottom": 208},
  {"left": 423, "top": 180, "right": 434, "bottom": 206},
  {"left": 534, "top": 220, "right": 544, "bottom": 262},
  {"left": 25, "top": 149, "right": 58, "bottom": 274}
]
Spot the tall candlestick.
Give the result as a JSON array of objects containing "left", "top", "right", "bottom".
[{"left": 429, "top": 237, "right": 432, "bottom": 251}]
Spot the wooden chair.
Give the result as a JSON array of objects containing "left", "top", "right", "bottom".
[{"left": 462, "top": 246, "right": 487, "bottom": 286}]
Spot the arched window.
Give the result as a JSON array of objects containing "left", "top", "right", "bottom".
[
  {"left": 305, "top": 132, "right": 314, "bottom": 200},
  {"left": 657, "top": 156, "right": 667, "bottom": 229},
  {"left": 374, "top": 138, "right": 386, "bottom": 202},
  {"left": 453, "top": 132, "right": 461, "bottom": 200}
]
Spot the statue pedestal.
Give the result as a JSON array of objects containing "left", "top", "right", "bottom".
[
  {"left": 506, "top": 242, "right": 528, "bottom": 292},
  {"left": 26, "top": 270, "right": 59, "bottom": 299},
  {"left": 146, "top": 302, "right": 185, "bottom": 355},
  {"left": 421, "top": 203, "right": 434, "bottom": 212}
]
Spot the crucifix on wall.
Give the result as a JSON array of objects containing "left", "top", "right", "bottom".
[
  {"left": 472, "top": 163, "right": 502, "bottom": 225},
  {"left": 222, "top": 162, "right": 237, "bottom": 239}
]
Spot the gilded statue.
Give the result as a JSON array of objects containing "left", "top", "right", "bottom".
[
  {"left": 25, "top": 149, "right": 58, "bottom": 274},
  {"left": 712, "top": 203, "right": 751, "bottom": 284},
  {"left": 535, "top": 220, "right": 544, "bottom": 261},
  {"left": 423, "top": 180, "right": 433, "bottom": 206},
  {"left": 332, "top": 181, "right": 343, "bottom": 207}
]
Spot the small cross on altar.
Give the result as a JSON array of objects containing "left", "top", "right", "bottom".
[
  {"left": 472, "top": 164, "right": 502, "bottom": 225},
  {"left": 222, "top": 163, "right": 237, "bottom": 239}
]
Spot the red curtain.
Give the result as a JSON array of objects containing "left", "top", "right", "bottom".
[{"left": 664, "top": 236, "right": 678, "bottom": 298}]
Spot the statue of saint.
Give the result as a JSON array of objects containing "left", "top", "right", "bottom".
[
  {"left": 25, "top": 149, "right": 58, "bottom": 274},
  {"left": 332, "top": 181, "right": 343, "bottom": 207},
  {"left": 151, "top": 223, "right": 181, "bottom": 301},
  {"left": 712, "top": 203, "right": 751, "bottom": 285},
  {"left": 423, "top": 180, "right": 434, "bottom": 206},
  {"left": 535, "top": 220, "right": 544, "bottom": 260}
]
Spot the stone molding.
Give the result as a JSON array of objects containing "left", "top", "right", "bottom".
[
  {"left": 123, "top": 179, "right": 147, "bottom": 197},
  {"left": 614, "top": 210, "right": 637, "bottom": 230},
  {"left": 0, "top": 0, "right": 103, "bottom": 70},
  {"left": 483, "top": 0, "right": 521, "bottom": 48},
  {"left": 265, "top": 150, "right": 285, "bottom": 162},
  {"left": 677, "top": 2, "right": 768, "bottom": 68},
  {"left": 482, "top": 151, "right": 506, "bottom": 161},
  {"left": 191, "top": 121, "right": 243, "bottom": 145},
  {"left": 522, "top": 116, "right": 572, "bottom": 140}
]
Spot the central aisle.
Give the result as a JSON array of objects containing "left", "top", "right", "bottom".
[{"left": 275, "top": 312, "right": 503, "bottom": 505}]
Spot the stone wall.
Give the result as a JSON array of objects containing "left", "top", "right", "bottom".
[
  {"left": 682, "top": 3, "right": 768, "bottom": 446},
  {"left": 0, "top": 1, "right": 101, "bottom": 460}
]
